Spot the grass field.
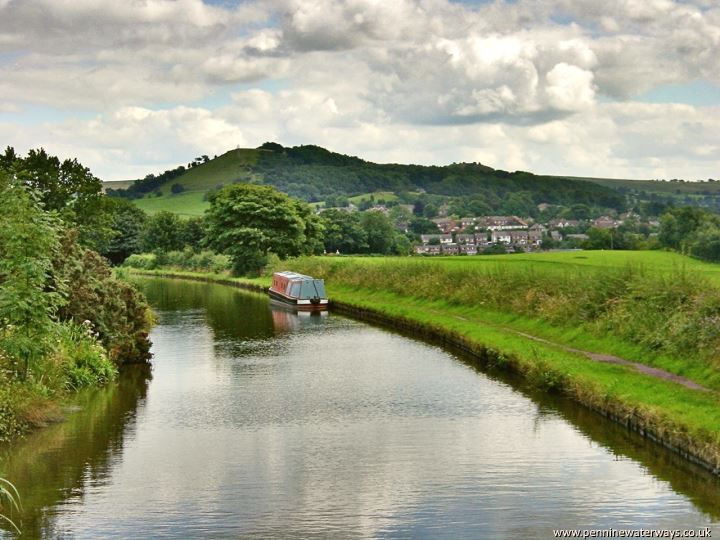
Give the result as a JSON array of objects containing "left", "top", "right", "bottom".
[
  {"left": 315, "top": 250, "right": 720, "bottom": 286},
  {"left": 133, "top": 191, "right": 209, "bottom": 217},
  {"left": 128, "top": 149, "right": 261, "bottom": 216}
]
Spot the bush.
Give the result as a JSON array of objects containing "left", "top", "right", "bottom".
[
  {"left": 57, "top": 322, "right": 117, "bottom": 391},
  {"left": 123, "top": 253, "right": 158, "bottom": 269},
  {"left": 124, "top": 249, "right": 232, "bottom": 273}
]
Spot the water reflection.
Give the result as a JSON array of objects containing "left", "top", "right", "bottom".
[
  {"left": 0, "top": 277, "right": 717, "bottom": 538},
  {"left": 0, "top": 365, "right": 151, "bottom": 538}
]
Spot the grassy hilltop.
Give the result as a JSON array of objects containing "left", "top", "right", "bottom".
[
  {"left": 105, "top": 143, "right": 626, "bottom": 217},
  {"left": 106, "top": 143, "right": 720, "bottom": 217}
]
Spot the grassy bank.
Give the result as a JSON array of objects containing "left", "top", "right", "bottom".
[{"left": 127, "top": 251, "right": 720, "bottom": 473}]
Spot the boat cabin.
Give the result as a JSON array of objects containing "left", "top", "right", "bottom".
[{"left": 269, "top": 271, "right": 328, "bottom": 310}]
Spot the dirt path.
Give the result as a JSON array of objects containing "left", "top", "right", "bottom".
[
  {"left": 514, "top": 331, "right": 709, "bottom": 392},
  {"left": 449, "top": 313, "right": 709, "bottom": 392}
]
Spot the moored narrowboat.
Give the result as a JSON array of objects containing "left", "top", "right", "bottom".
[{"left": 268, "top": 271, "right": 329, "bottom": 311}]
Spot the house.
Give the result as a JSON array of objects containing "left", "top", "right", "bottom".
[
  {"left": 550, "top": 230, "right": 562, "bottom": 241},
  {"left": 414, "top": 244, "right": 442, "bottom": 255},
  {"left": 509, "top": 230, "right": 529, "bottom": 245},
  {"left": 547, "top": 218, "right": 579, "bottom": 229},
  {"left": 491, "top": 230, "right": 512, "bottom": 244},
  {"left": 431, "top": 218, "right": 458, "bottom": 234},
  {"left": 475, "top": 215, "right": 528, "bottom": 231},
  {"left": 420, "top": 234, "right": 453, "bottom": 245},
  {"left": 459, "top": 217, "right": 476, "bottom": 230},
  {"left": 455, "top": 233, "right": 477, "bottom": 245},
  {"left": 593, "top": 216, "right": 619, "bottom": 229},
  {"left": 459, "top": 244, "right": 478, "bottom": 255},
  {"left": 528, "top": 228, "right": 543, "bottom": 246},
  {"left": 441, "top": 243, "right": 459, "bottom": 255}
]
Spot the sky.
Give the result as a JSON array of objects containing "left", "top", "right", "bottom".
[{"left": 0, "top": 0, "right": 719, "bottom": 181}]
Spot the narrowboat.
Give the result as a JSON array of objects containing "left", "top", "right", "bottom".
[{"left": 268, "top": 271, "right": 329, "bottom": 311}]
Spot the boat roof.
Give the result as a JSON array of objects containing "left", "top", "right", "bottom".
[{"left": 273, "top": 271, "right": 321, "bottom": 281}]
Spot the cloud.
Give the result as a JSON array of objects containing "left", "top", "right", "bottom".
[{"left": 1, "top": 0, "right": 720, "bottom": 180}]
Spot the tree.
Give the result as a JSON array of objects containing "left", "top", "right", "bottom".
[
  {"left": 658, "top": 207, "right": 709, "bottom": 252},
  {"left": 171, "top": 183, "right": 185, "bottom": 194},
  {"left": 689, "top": 225, "right": 720, "bottom": 262},
  {"left": 409, "top": 217, "right": 441, "bottom": 234},
  {"left": 0, "top": 173, "right": 63, "bottom": 379},
  {"left": 103, "top": 199, "right": 148, "bottom": 264},
  {"left": 360, "top": 211, "right": 396, "bottom": 254},
  {"left": 180, "top": 217, "right": 206, "bottom": 251},
  {"left": 141, "top": 211, "right": 184, "bottom": 252},
  {"left": 1, "top": 147, "right": 112, "bottom": 252},
  {"left": 320, "top": 209, "right": 368, "bottom": 253},
  {"left": 205, "top": 184, "right": 324, "bottom": 275}
]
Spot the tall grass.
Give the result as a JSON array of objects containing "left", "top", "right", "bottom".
[
  {"left": 0, "top": 477, "right": 21, "bottom": 534},
  {"left": 280, "top": 257, "right": 720, "bottom": 372}
]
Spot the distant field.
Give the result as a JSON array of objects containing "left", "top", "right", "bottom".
[
  {"left": 327, "top": 250, "right": 720, "bottom": 286},
  {"left": 134, "top": 191, "right": 209, "bottom": 217},
  {"left": 347, "top": 191, "right": 399, "bottom": 204},
  {"left": 563, "top": 176, "right": 720, "bottom": 195},
  {"left": 102, "top": 179, "right": 136, "bottom": 191}
]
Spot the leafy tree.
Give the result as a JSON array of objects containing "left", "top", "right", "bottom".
[
  {"left": 103, "top": 199, "right": 148, "bottom": 264},
  {"left": 423, "top": 203, "right": 438, "bottom": 218},
  {"left": 171, "top": 183, "right": 185, "bottom": 194},
  {"left": 180, "top": 217, "right": 206, "bottom": 251},
  {"left": 1, "top": 147, "right": 113, "bottom": 252},
  {"left": 658, "top": 207, "right": 710, "bottom": 252},
  {"left": 689, "top": 225, "right": 720, "bottom": 262},
  {"left": 205, "top": 184, "right": 324, "bottom": 275},
  {"left": 409, "top": 217, "right": 441, "bottom": 234},
  {"left": 141, "top": 211, "right": 185, "bottom": 252},
  {"left": 320, "top": 209, "right": 368, "bottom": 253},
  {"left": 360, "top": 211, "right": 396, "bottom": 254},
  {"left": 0, "top": 173, "right": 63, "bottom": 379}
]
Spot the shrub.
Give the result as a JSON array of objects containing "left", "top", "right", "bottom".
[{"left": 123, "top": 253, "right": 158, "bottom": 269}]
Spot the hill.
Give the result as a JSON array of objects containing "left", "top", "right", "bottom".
[
  {"left": 104, "top": 143, "right": 720, "bottom": 217},
  {"left": 106, "top": 143, "right": 625, "bottom": 217},
  {"left": 554, "top": 175, "right": 720, "bottom": 212}
]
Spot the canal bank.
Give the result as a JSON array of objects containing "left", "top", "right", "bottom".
[{"left": 126, "top": 268, "right": 720, "bottom": 477}]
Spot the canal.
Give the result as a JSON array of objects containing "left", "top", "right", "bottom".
[{"left": 1, "top": 277, "right": 718, "bottom": 538}]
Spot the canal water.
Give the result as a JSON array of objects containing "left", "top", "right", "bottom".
[{"left": 1, "top": 278, "right": 718, "bottom": 538}]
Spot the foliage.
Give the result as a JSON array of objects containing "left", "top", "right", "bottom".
[
  {"left": 658, "top": 206, "right": 720, "bottom": 262},
  {"left": 52, "top": 230, "right": 153, "bottom": 365},
  {"left": 1, "top": 147, "right": 112, "bottom": 252},
  {"left": 319, "top": 209, "right": 368, "bottom": 254},
  {"left": 141, "top": 211, "right": 185, "bottom": 252},
  {"left": 103, "top": 198, "right": 148, "bottom": 264},
  {"left": 359, "top": 211, "right": 397, "bottom": 254},
  {"left": 0, "top": 173, "right": 64, "bottom": 379},
  {"left": 205, "top": 184, "right": 324, "bottom": 275},
  {"left": 56, "top": 322, "right": 117, "bottom": 391},
  {"left": 124, "top": 250, "right": 232, "bottom": 273},
  {"left": 0, "top": 476, "right": 21, "bottom": 534}
]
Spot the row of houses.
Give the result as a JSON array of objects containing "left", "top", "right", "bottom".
[
  {"left": 415, "top": 228, "right": 551, "bottom": 255},
  {"left": 430, "top": 215, "right": 636, "bottom": 234}
]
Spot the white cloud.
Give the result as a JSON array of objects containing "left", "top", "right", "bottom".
[{"left": 1, "top": 0, "right": 719, "bottom": 180}]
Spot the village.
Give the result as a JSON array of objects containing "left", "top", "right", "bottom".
[{"left": 412, "top": 214, "right": 645, "bottom": 255}]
